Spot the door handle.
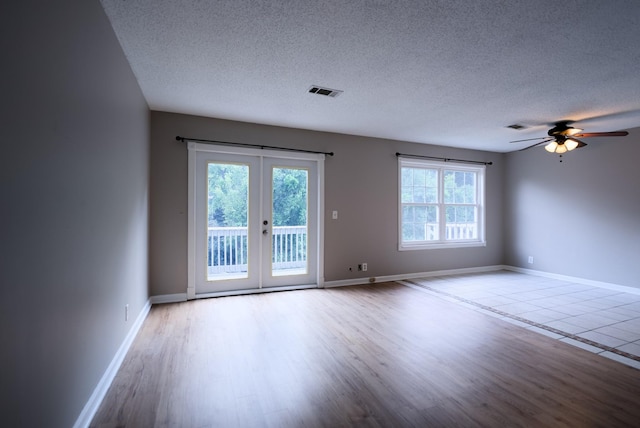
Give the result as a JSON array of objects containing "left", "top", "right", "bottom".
[{"left": 263, "top": 229, "right": 268, "bottom": 235}]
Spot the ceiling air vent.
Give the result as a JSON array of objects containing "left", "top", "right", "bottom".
[
  {"left": 506, "top": 124, "right": 527, "bottom": 130},
  {"left": 308, "top": 85, "right": 343, "bottom": 98}
]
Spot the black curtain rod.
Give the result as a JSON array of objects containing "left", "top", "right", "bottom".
[
  {"left": 396, "top": 152, "right": 492, "bottom": 166},
  {"left": 176, "top": 136, "right": 334, "bottom": 156}
]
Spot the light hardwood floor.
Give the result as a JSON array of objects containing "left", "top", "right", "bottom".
[{"left": 91, "top": 282, "right": 640, "bottom": 427}]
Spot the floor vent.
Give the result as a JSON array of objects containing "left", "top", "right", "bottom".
[{"left": 308, "top": 85, "right": 343, "bottom": 98}]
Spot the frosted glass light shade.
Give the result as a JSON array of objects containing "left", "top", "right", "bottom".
[{"left": 565, "top": 139, "right": 579, "bottom": 151}]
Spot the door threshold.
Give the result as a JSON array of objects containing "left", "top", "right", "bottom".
[{"left": 193, "top": 284, "right": 319, "bottom": 299}]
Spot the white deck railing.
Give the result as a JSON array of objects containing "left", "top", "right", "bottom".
[
  {"left": 208, "top": 227, "right": 248, "bottom": 274},
  {"left": 207, "top": 226, "right": 307, "bottom": 274},
  {"left": 426, "top": 223, "right": 477, "bottom": 240}
]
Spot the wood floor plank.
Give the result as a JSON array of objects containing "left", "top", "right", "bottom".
[{"left": 91, "top": 282, "right": 640, "bottom": 427}]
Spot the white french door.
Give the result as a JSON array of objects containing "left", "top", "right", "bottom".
[{"left": 188, "top": 143, "right": 323, "bottom": 297}]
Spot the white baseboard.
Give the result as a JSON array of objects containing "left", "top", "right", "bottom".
[
  {"left": 503, "top": 266, "right": 640, "bottom": 295},
  {"left": 325, "top": 265, "right": 640, "bottom": 296},
  {"left": 150, "top": 293, "right": 188, "bottom": 304},
  {"left": 73, "top": 299, "right": 151, "bottom": 428},
  {"left": 324, "top": 265, "right": 505, "bottom": 288}
]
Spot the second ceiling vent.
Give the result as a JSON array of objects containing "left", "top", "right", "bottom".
[{"left": 308, "top": 85, "right": 343, "bottom": 98}]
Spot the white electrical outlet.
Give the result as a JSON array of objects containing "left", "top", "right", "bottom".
[
  {"left": 332, "top": 210, "right": 338, "bottom": 220},
  {"left": 362, "top": 263, "right": 368, "bottom": 272},
  {"left": 528, "top": 256, "right": 534, "bottom": 264}
]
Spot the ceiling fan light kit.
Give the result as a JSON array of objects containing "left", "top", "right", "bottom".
[
  {"left": 544, "top": 141, "right": 564, "bottom": 153},
  {"left": 544, "top": 137, "right": 579, "bottom": 153}
]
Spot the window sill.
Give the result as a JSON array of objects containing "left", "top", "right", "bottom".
[{"left": 399, "top": 240, "right": 487, "bottom": 251}]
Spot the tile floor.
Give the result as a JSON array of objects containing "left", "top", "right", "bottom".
[{"left": 405, "top": 270, "right": 640, "bottom": 370}]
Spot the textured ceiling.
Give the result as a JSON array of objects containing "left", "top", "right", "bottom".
[{"left": 100, "top": 0, "right": 640, "bottom": 152}]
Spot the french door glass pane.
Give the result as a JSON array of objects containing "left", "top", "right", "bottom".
[
  {"left": 271, "top": 167, "right": 308, "bottom": 277},
  {"left": 207, "top": 162, "right": 249, "bottom": 280}
]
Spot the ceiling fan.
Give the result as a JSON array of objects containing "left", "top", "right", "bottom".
[{"left": 510, "top": 121, "right": 629, "bottom": 154}]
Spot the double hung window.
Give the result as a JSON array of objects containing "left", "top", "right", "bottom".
[{"left": 399, "top": 158, "right": 485, "bottom": 250}]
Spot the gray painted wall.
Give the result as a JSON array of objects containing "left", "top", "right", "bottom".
[
  {"left": 5, "top": 1, "right": 635, "bottom": 424},
  {"left": 504, "top": 129, "right": 640, "bottom": 289},
  {"left": 150, "top": 112, "right": 504, "bottom": 296},
  {"left": 1, "top": 1, "right": 149, "bottom": 426}
]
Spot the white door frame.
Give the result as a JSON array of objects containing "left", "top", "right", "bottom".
[{"left": 187, "top": 142, "right": 325, "bottom": 299}]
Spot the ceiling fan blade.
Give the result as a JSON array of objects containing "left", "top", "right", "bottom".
[
  {"left": 518, "top": 138, "right": 553, "bottom": 151},
  {"left": 574, "top": 109, "right": 640, "bottom": 125},
  {"left": 509, "top": 136, "right": 547, "bottom": 143},
  {"left": 527, "top": 109, "right": 640, "bottom": 130},
  {"left": 573, "top": 131, "right": 629, "bottom": 138},
  {"left": 567, "top": 137, "right": 588, "bottom": 149}
]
